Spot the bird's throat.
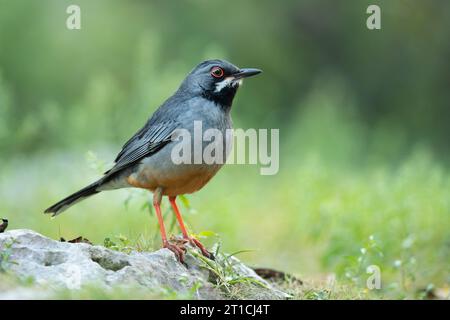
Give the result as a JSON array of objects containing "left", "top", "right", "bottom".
[{"left": 202, "top": 86, "right": 238, "bottom": 111}]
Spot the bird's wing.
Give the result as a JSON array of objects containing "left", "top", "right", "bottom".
[{"left": 104, "top": 120, "right": 179, "bottom": 176}]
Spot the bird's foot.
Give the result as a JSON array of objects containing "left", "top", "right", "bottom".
[
  {"left": 164, "top": 236, "right": 214, "bottom": 263},
  {"left": 187, "top": 237, "right": 215, "bottom": 260},
  {"left": 163, "top": 239, "right": 187, "bottom": 264}
]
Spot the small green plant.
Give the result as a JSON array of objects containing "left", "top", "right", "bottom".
[
  {"left": 303, "top": 289, "right": 331, "bottom": 300},
  {"left": 0, "top": 240, "right": 17, "bottom": 272},
  {"left": 396, "top": 235, "right": 418, "bottom": 291},
  {"left": 177, "top": 276, "right": 204, "bottom": 299},
  {"left": 103, "top": 235, "right": 134, "bottom": 254},
  {"left": 339, "top": 235, "right": 384, "bottom": 289},
  {"left": 388, "top": 234, "right": 422, "bottom": 298},
  {"left": 191, "top": 243, "right": 267, "bottom": 299}
]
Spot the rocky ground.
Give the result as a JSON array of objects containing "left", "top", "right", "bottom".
[{"left": 0, "top": 229, "right": 291, "bottom": 299}]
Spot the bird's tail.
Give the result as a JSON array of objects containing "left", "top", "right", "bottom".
[{"left": 44, "top": 180, "right": 102, "bottom": 217}]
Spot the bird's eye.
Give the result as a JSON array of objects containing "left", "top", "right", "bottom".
[{"left": 210, "top": 66, "right": 224, "bottom": 78}]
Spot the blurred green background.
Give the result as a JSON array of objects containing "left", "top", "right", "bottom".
[{"left": 0, "top": 0, "right": 449, "bottom": 298}]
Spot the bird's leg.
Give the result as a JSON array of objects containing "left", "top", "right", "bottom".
[
  {"left": 152, "top": 188, "right": 186, "bottom": 263},
  {"left": 169, "top": 196, "right": 214, "bottom": 259}
]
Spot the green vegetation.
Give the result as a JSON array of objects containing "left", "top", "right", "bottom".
[
  {"left": 0, "top": 1, "right": 449, "bottom": 299},
  {"left": 2, "top": 122, "right": 448, "bottom": 299},
  {"left": 0, "top": 240, "right": 16, "bottom": 272}
]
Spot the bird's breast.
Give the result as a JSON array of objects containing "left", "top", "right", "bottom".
[
  {"left": 126, "top": 100, "right": 233, "bottom": 196},
  {"left": 127, "top": 141, "right": 226, "bottom": 197}
]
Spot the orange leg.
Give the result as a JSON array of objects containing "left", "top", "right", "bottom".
[
  {"left": 153, "top": 188, "right": 186, "bottom": 262},
  {"left": 168, "top": 196, "right": 190, "bottom": 239},
  {"left": 169, "top": 196, "right": 213, "bottom": 259},
  {"left": 153, "top": 188, "right": 168, "bottom": 243},
  {"left": 127, "top": 179, "right": 187, "bottom": 263}
]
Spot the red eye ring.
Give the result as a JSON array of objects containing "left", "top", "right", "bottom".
[{"left": 210, "top": 66, "right": 224, "bottom": 78}]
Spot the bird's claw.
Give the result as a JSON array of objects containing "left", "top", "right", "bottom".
[
  {"left": 165, "top": 236, "right": 214, "bottom": 263},
  {"left": 188, "top": 237, "right": 215, "bottom": 260},
  {"left": 163, "top": 239, "right": 187, "bottom": 264}
]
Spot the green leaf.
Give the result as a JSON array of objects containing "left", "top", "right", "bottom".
[
  {"left": 178, "top": 195, "right": 190, "bottom": 208},
  {"left": 198, "top": 230, "right": 217, "bottom": 238}
]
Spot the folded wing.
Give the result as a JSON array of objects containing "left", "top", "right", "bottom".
[{"left": 104, "top": 120, "right": 179, "bottom": 177}]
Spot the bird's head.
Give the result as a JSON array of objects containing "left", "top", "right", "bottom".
[{"left": 180, "top": 59, "right": 262, "bottom": 107}]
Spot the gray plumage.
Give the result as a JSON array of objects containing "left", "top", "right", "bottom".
[{"left": 45, "top": 59, "right": 261, "bottom": 216}]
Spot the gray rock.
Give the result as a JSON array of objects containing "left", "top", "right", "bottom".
[{"left": 0, "top": 229, "right": 289, "bottom": 300}]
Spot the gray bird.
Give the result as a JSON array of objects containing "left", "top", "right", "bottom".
[{"left": 45, "top": 59, "right": 262, "bottom": 262}]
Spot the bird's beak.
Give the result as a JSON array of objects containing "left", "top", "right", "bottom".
[{"left": 233, "top": 68, "right": 262, "bottom": 79}]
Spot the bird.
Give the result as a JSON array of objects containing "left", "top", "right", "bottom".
[
  {"left": 45, "top": 59, "right": 262, "bottom": 262},
  {"left": 0, "top": 218, "right": 8, "bottom": 233}
]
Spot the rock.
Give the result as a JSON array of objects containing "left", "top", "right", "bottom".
[{"left": 0, "top": 229, "right": 289, "bottom": 299}]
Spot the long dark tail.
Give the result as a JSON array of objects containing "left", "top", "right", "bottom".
[{"left": 44, "top": 180, "right": 102, "bottom": 217}]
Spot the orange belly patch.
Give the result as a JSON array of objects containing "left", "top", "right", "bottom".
[{"left": 127, "top": 176, "right": 153, "bottom": 190}]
